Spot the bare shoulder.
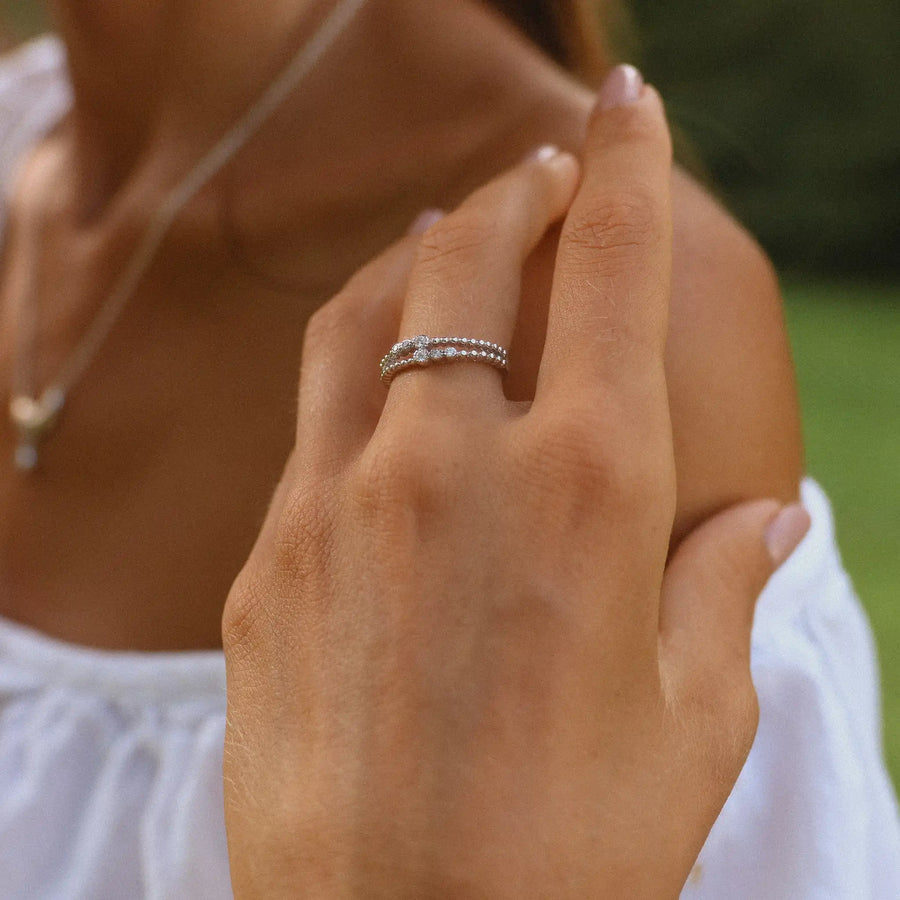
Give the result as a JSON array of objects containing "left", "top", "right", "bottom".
[
  {"left": 664, "top": 168, "right": 805, "bottom": 544},
  {"left": 510, "top": 165, "right": 805, "bottom": 547}
]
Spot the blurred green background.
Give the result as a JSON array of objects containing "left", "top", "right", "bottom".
[
  {"left": 626, "top": 0, "right": 900, "bottom": 785},
  {"left": 1, "top": 3, "right": 897, "bottom": 783}
]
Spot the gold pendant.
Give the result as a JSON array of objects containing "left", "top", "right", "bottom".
[{"left": 9, "top": 388, "right": 65, "bottom": 471}]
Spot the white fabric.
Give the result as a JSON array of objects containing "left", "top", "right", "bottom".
[{"left": 0, "top": 35, "right": 898, "bottom": 900}]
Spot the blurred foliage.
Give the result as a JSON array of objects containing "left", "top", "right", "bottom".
[
  {"left": 0, "top": 0, "right": 43, "bottom": 45},
  {"left": 631, "top": 0, "right": 900, "bottom": 277},
  {"left": 784, "top": 281, "right": 900, "bottom": 784}
]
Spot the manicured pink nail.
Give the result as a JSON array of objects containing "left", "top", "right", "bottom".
[
  {"left": 597, "top": 64, "right": 645, "bottom": 110},
  {"left": 765, "top": 503, "right": 812, "bottom": 567},
  {"left": 525, "top": 144, "right": 560, "bottom": 163},
  {"left": 408, "top": 208, "right": 445, "bottom": 235}
]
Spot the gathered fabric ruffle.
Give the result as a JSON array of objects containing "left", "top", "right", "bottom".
[
  {"left": 0, "top": 614, "right": 230, "bottom": 899},
  {"left": 684, "top": 478, "right": 900, "bottom": 898}
]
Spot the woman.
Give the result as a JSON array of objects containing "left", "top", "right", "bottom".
[{"left": 0, "top": 0, "right": 896, "bottom": 896}]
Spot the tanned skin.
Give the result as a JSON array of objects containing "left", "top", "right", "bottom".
[{"left": 0, "top": 0, "right": 802, "bottom": 650}]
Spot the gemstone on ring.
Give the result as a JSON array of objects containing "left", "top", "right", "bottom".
[{"left": 380, "top": 334, "right": 509, "bottom": 385}]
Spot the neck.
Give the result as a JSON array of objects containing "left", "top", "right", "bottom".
[
  {"left": 48, "top": 0, "right": 338, "bottom": 212},
  {"left": 44, "top": 0, "right": 583, "bottom": 271}
]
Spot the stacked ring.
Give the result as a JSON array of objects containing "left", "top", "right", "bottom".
[{"left": 380, "top": 335, "right": 509, "bottom": 385}]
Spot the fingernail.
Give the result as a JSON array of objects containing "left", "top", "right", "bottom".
[
  {"left": 765, "top": 503, "right": 812, "bottom": 567},
  {"left": 597, "top": 64, "right": 645, "bottom": 110},
  {"left": 525, "top": 144, "right": 560, "bottom": 163},
  {"left": 408, "top": 208, "right": 445, "bottom": 235}
]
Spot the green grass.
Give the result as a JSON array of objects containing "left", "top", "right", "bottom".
[{"left": 783, "top": 281, "right": 900, "bottom": 787}]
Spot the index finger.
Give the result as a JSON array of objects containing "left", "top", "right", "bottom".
[{"left": 536, "top": 69, "right": 673, "bottom": 406}]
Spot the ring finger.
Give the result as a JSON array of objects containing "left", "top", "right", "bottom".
[{"left": 384, "top": 147, "right": 580, "bottom": 412}]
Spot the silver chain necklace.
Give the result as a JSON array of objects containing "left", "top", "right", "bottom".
[{"left": 8, "top": 0, "right": 367, "bottom": 472}]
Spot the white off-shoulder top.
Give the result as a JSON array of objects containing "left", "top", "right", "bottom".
[{"left": 0, "top": 36, "right": 898, "bottom": 900}]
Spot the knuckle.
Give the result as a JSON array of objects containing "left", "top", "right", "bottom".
[
  {"left": 565, "top": 186, "right": 660, "bottom": 267},
  {"left": 222, "top": 565, "right": 270, "bottom": 657},
  {"left": 594, "top": 415, "right": 672, "bottom": 511},
  {"left": 274, "top": 488, "right": 334, "bottom": 579},
  {"left": 519, "top": 408, "right": 612, "bottom": 487},
  {"left": 414, "top": 214, "right": 491, "bottom": 274},
  {"left": 347, "top": 432, "right": 454, "bottom": 522},
  {"left": 222, "top": 499, "right": 333, "bottom": 654},
  {"left": 223, "top": 509, "right": 340, "bottom": 663},
  {"left": 348, "top": 443, "right": 408, "bottom": 512},
  {"left": 518, "top": 403, "right": 669, "bottom": 514}
]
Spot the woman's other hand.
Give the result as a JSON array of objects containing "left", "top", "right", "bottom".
[{"left": 222, "top": 69, "right": 809, "bottom": 898}]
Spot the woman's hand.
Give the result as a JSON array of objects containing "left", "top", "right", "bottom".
[{"left": 222, "top": 70, "right": 809, "bottom": 898}]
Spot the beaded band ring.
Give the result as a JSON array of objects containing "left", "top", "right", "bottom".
[{"left": 380, "top": 335, "right": 509, "bottom": 385}]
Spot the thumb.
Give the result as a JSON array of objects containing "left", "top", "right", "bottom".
[{"left": 659, "top": 499, "right": 811, "bottom": 675}]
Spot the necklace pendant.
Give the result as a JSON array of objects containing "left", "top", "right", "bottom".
[{"left": 9, "top": 388, "right": 65, "bottom": 471}]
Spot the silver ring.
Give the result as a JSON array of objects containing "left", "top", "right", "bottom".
[{"left": 381, "top": 335, "right": 509, "bottom": 385}]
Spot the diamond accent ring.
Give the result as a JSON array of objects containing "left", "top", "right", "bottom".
[{"left": 380, "top": 335, "right": 509, "bottom": 385}]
